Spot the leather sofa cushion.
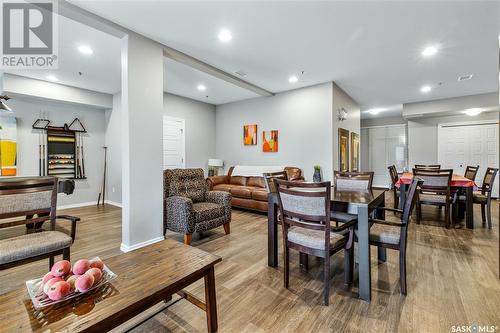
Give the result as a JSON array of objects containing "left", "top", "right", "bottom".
[
  {"left": 247, "top": 177, "right": 265, "bottom": 188},
  {"left": 230, "top": 176, "right": 247, "bottom": 186},
  {"left": 232, "top": 197, "right": 268, "bottom": 212},
  {"left": 213, "top": 184, "right": 234, "bottom": 192},
  {"left": 251, "top": 189, "right": 268, "bottom": 202},
  {"left": 230, "top": 186, "right": 255, "bottom": 199},
  {"left": 286, "top": 167, "right": 302, "bottom": 181}
]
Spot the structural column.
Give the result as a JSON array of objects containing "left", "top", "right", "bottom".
[{"left": 120, "top": 32, "right": 164, "bottom": 251}]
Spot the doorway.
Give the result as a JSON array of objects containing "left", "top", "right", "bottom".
[
  {"left": 438, "top": 121, "right": 499, "bottom": 197},
  {"left": 163, "top": 116, "right": 185, "bottom": 170}
]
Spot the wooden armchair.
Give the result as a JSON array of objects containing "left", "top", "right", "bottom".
[
  {"left": 275, "top": 179, "right": 354, "bottom": 305},
  {"left": 388, "top": 165, "right": 400, "bottom": 209},
  {"left": 413, "top": 168, "right": 453, "bottom": 228},
  {"left": 464, "top": 165, "right": 479, "bottom": 181},
  {"left": 459, "top": 167, "right": 498, "bottom": 229},
  {"left": 0, "top": 177, "right": 77, "bottom": 271},
  {"left": 367, "top": 177, "right": 422, "bottom": 294}
]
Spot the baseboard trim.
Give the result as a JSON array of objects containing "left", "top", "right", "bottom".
[
  {"left": 57, "top": 200, "right": 122, "bottom": 210},
  {"left": 120, "top": 236, "right": 165, "bottom": 253},
  {"left": 58, "top": 201, "right": 98, "bottom": 210},
  {"left": 105, "top": 200, "right": 122, "bottom": 208}
]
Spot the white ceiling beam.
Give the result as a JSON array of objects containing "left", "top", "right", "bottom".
[
  {"left": 57, "top": 1, "right": 273, "bottom": 98},
  {"left": 163, "top": 47, "right": 273, "bottom": 97}
]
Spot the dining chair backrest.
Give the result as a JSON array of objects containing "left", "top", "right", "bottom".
[
  {"left": 263, "top": 171, "right": 288, "bottom": 193},
  {"left": 275, "top": 179, "right": 332, "bottom": 253},
  {"left": 464, "top": 165, "right": 479, "bottom": 181},
  {"left": 402, "top": 177, "right": 423, "bottom": 224},
  {"left": 0, "top": 177, "right": 58, "bottom": 230},
  {"left": 388, "top": 165, "right": 398, "bottom": 186},
  {"left": 334, "top": 171, "right": 374, "bottom": 190},
  {"left": 412, "top": 168, "right": 452, "bottom": 194},
  {"left": 481, "top": 168, "right": 498, "bottom": 196},
  {"left": 414, "top": 164, "right": 441, "bottom": 170}
]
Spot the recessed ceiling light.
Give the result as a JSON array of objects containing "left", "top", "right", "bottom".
[
  {"left": 46, "top": 75, "right": 58, "bottom": 82},
  {"left": 288, "top": 75, "right": 298, "bottom": 83},
  {"left": 420, "top": 85, "right": 432, "bottom": 93},
  {"left": 463, "top": 108, "right": 482, "bottom": 116},
  {"left": 421, "top": 45, "right": 438, "bottom": 57},
  {"left": 218, "top": 29, "right": 232, "bottom": 42},
  {"left": 367, "top": 108, "right": 385, "bottom": 115},
  {"left": 78, "top": 45, "right": 93, "bottom": 55},
  {"left": 197, "top": 84, "right": 206, "bottom": 91}
]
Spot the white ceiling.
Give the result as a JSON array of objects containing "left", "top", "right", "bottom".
[
  {"left": 69, "top": 0, "right": 499, "bottom": 113},
  {"left": 4, "top": 15, "right": 122, "bottom": 94},
  {"left": 164, "top": 58, "right": 259, "bottom": 104},
  {"left": 5, "top": 2, "right": 499, "bottom": 114}
]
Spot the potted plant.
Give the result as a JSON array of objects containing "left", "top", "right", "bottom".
[{"left": 313, "top": 165, "right": 322, "bottom": 182}]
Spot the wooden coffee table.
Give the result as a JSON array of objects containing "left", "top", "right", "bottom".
[{"left": 0, "top": 239, "right": 222, "bottom": 332}]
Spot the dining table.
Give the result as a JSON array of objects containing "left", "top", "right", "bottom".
[
  {"left": 268, "top": 187, "right": 386, "bottom": 302},
  {"left": 395, "top": 172, "right": 477, "bottom": 229}
]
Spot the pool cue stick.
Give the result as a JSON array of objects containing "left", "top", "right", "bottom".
[
  {"left": 80, "top": 132, "right": 86, "bottom": 178},
  {"left": 97, "top": 147, "right": 107, "bottom": 206},
  {"left": 75, "top": 132, "right": 80, "bottom": 178},
  {"left": 42, "top": 130, "right": 46, "bottom": 176},
  {"left": 38, "top": 130, "right": 42, "bottom": 176}
]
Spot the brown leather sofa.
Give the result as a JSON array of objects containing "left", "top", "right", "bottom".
[{"left": 207, "top": 166, "right": 304, "bottom": 212}]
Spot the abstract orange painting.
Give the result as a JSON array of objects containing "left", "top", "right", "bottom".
[
  {"left": 243, "top": 124, "right": 257, "bottom": 145},
  {"left": 263, "top": 130, "right": 278, "bottom": 152}
]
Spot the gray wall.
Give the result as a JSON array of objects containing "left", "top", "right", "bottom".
[
  {"left": 163, "top": 93, "right": 216, "bottom": 176},
  {"left": 104, "top": 92, "right": 216, "bottom": 205},
  {"left": 215, "top": 83, "right": 333, "bottom": 181},
  {"left": 8, "top": 97, "right": 106, "bottom": 207},
  {"left": 332, "top": 82, "right": 361, "bottom": 174},
  {"left": 408, "top": 112, "right": 498, "bottom": 167},
  {"left": 104, "top": 93, "right": 122, "bottom": 205}
]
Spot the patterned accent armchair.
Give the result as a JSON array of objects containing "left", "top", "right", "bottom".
[{"left": 164, "top": 168, "right": 231, "bottom": 245}]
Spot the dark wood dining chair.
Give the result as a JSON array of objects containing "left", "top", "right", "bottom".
[
  {"left": 414, "top": 164, "right": 441, "bottom": 170},
  {"left": 413, "top": 168, "right": 453, "bottom": 228},
  {"left": 388, "top": 165, "right": 400, "bottom": 209},
  {"left": 0, "top": 177, "right": 77, "bottom": 271},
  {"left": 263, "top": 171, "right": 288, "bottom": 193},
  {"left": 459, "top": 167, "right": 498, "bottom": 229},
  {"left": 275, "top": 179, "right": 354, "bottom": 306},
  {"left": 331, "top": 171, "right": 374, "bottom": 230},
  {"left": 366, "top": 177, "right": 422, "bottom": 295},
  {"left": 464, "top": 165, "right": 479, "bottom": 181}
]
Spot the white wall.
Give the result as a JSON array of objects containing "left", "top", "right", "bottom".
[
  {"left": 332, "top": 82, "right": 361, "bottom": 174},
  {"left": 3, "top": 74, "right": 112, "bottom": 109},
  {"left": 163, "top": 93, "right": 216, "bottom": 176},
  {"left": 408, "top": 112, "right": 498, "bottom": 167},
  {"left": 104, "top": 93, "right": 122, "bottom": 205},
  {"left": 215, "top": 82, "right": 333, "bottom": 181},
  {"left": 7, "top": 97, "right": 106, "bottom": 207}
]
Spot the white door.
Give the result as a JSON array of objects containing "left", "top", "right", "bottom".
[
  {"left": 438, "top": 122, "right": 499, "bottom": 197},
  {"left": 163, "top": 116, "right": 185, "bottom": 170}
]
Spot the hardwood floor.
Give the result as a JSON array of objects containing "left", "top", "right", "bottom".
[{"left": 0, "top": 195, "right": 499, "bottom": 332}]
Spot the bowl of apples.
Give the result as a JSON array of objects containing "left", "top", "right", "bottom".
[{"left": 26, "top": 257, "right": 117, "bottom": 309}]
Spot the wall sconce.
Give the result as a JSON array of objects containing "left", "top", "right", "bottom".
[
  {"left": 338, "top": 108, "right": 347, "bottom": 121},
  {"left": 0, "top": 95, "right": 13, "bottom": 113}
]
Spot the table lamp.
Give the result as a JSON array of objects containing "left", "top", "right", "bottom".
[{"left": 208, "top": 159, "right": 224, "bottom": 177}]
